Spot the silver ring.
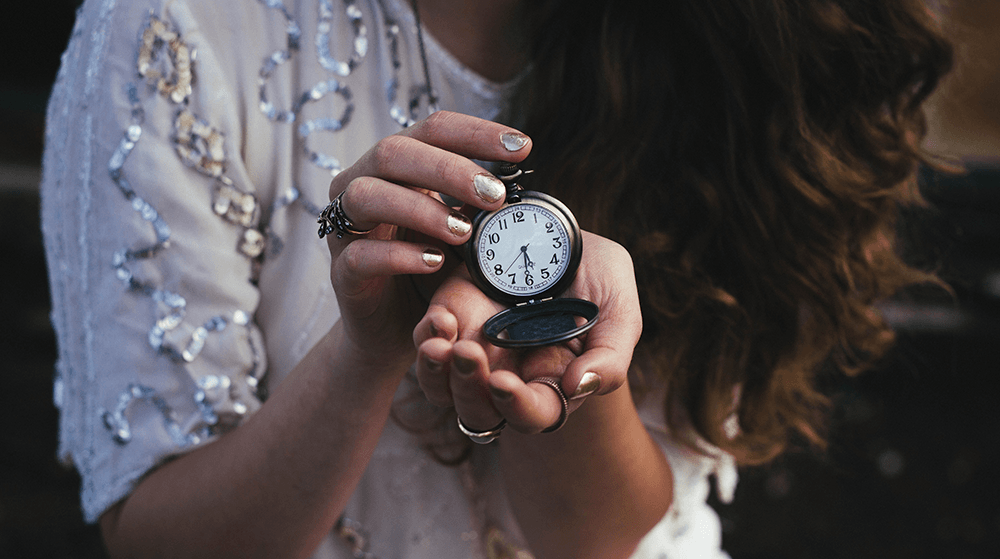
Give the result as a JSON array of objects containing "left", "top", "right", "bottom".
[
  {"left": 529, "top": 377, "right": 569, "bottom": 433},
  {"left": 457, "top": 416, "right": 507, "bottom": 444},
  {"left": 317, "top": 190, "right": 376, "bottom": 239}
]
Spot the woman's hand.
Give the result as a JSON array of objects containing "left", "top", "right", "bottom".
[
  {"left": 325, "top": 111, "right": 531, "bottom": 373},
  {"left": 412, "top": 231, "right": 642, "bottom": 433}
]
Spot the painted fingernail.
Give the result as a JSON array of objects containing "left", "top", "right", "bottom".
[
  {"left": 570, "top": 372, "right": 601, "bottom": 400},
  {"left": 490, "top": 385, "right": 513, "bottom": 401},
  {"left": 500, "top": 131, "right": 529, "bottom": 152},
  {"left": 473, "top": 173, "right": 506, "bottom": 204},
  {"left": 447, "top": 211, "right": 472, "bottom": 236},
  {"left": 423, "top": 354, "right": 443, "bottom": 372},
  {"left": 422, "top": 247, "right": 444, "bottom": 267},
  {"left": 453, "top": 355, "right": 477, "bottom": 376}
]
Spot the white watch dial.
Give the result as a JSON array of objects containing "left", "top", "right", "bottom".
[{"left": 476, "top": 202, "right": 572, "bottom": 297}]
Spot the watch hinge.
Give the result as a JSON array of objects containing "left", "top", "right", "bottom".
[{"left": 517, "top": 297, "right": 553, "bottom": 307}]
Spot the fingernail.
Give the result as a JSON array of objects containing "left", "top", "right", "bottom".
[
  {"left": 422, "top": 247, "right": 444, "bottom": 267},
  {"left": 500, "top": 131, "right": 529, "bottom": 152},
  {"left": 423, "top": 354, "right": 443, "bottom": 372},
  {"left": 490, "top": 385, "right": 513, "bottom": 401},
  {"left": 473, "top": 173, "right": 506, "bottom": 204},
  {"left": 447, "top": 211, "right": 472, "bottom": 236},
  {"left": 570, "top": 372, "right": 601, "bottom": 400},
  {"left": 453, "top": 355, "right": 477, "bottom": 376}
]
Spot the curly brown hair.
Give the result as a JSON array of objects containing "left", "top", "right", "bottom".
[{"left": 519, "top": 0, "right": 954, "bottom": 463}]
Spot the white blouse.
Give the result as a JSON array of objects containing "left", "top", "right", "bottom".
[{"left": 41, "top": 0, "right": 737, "bottom": 557}]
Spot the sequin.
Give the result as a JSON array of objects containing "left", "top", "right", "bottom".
[
  {"left": 181, "top": 316, "right": 228, "bottom": 362},
  {"left": 137, "top": 15, "right": 195, "bottom": 104},
  {"left": 213, "top": 179, "right": 260, "bottom": 228},
  {"left": 297, "top": 79, "right": 354, "bottom": 174},
  {"left": 257, "top": 0, "right": 302, "bottom": 123},
  {"left": 101, "top": 384, "right": 212, "bottom": 447},
  {"left": 239, "top": 228, "right": 267, "bottom": 258},
  {"left": 383, "top": 17, "right": 436, "bottom": 127},
  {"left": 174, "top": 110, "right": 226, "bottom": 178},
  {"left": 316, "top": 0, "right": 368, "bottom": 77}
]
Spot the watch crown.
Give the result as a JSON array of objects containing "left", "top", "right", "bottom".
[{"left": 496, "top": 163, "right": 532, "bottom": 198}]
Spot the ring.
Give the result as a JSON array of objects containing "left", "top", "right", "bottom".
[
  {"left": 528, "top": 377, "right": 569, "bottom": 433},
  {"left": 457, "top": 416, "right": 507, "bottom": 444},
  {"left": 317, "top": 190, "right": 376, "bottom": 239}
]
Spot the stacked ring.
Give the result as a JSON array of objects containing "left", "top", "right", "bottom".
[
  {"left": 457, "top": 417, "right": 507, "bottom": 444},
  {"left": 317, "top": 191, "right": 377, "bottom": 239},
  {"left": 528, "top": 377, "right": 569, "bottom": 433}
]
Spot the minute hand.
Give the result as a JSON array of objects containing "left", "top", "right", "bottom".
[{"left": 503, "top": 244, "right": 529, "bottom": 274}]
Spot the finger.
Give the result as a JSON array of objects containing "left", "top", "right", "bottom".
[
  {"left": 414, "top": 337, "right": 455, "bottom": 407},
  {"left": 332, "top": 239, "right": 445, "bottom": 298},
  {"left": 487, "top": 369, "right": 566, "bottom": 434},
  {"left": 560, "top": 303, "right": 642, "bottom": 401},
  {"left": 331, "top": 112, "right": 532, "bottom": 211},
  {"left": 399, "top": 111, "right": 532, "bottom": 164},
  {"left": 426, "top": 271, "right": 505, "bottom": 343},
  {"left": 413, "top": 304, "right": 459, "bottom": 347},
  {"left": 337, "top": 177, "right": 473, "bottom": 243},
  {"left": 448, "top": 340, "right": 504, "bottom": 432}
]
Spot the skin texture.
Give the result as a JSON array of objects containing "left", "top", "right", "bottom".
[
  {"left": 98, "top": 0, "right": 675, "bottom": 556},
  {"left": 100, "top": 110, "right": 670, "bottom": 559}
]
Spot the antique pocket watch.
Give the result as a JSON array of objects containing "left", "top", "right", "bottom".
[{"left": 464, "top": 163, "right": 599, "bottom": 348}]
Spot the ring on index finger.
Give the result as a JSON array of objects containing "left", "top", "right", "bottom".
[
  {"left": 318, "top": 190, "right": 376, "bottom": 239},
  {"left": 528, "top": 377, "right": 569, "bottom": 433}
]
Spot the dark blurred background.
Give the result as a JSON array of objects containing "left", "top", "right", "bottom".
[{"left": 1, "top": 2, "right": 998, "bottom": 558}]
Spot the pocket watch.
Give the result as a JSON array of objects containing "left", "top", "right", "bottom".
[{"left": 464, "top": 163, "right": 599, "bottom": 348}]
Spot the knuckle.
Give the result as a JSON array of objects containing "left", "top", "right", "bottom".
[
  {"left": 371, "top": 135, "right": 410, "bottom": 175},
  {"left": 344, "top": 177, "right": 377, "bottom": 216},
  {"left": 421, "top": 110, "right": 454, "bottom": 134},
  {"left": 340, "top": 242, "right": 367, "bottom": 274}
]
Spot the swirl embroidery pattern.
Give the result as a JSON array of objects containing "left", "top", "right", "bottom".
[{"left": 100, "top": 14, "right": 265, "bottom": 447}]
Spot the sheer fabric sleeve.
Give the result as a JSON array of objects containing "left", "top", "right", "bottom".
[{"left": 41, "top": 0, "right": 277, "bottom": 523}]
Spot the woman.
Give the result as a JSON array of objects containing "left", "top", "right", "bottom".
[{"left": 41, "top": 0, "right": 951, "bottom": 557}]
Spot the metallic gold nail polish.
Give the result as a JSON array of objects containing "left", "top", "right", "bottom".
[
  {"left": 570, "top": 372, "right": 601, "bottom": 400},
  {"left": 422, "top": 248, "right": 444, "bottom": 267},
  {"left": 500, "top": 131, "right": 529, "bottom": 152},
  {"left": 473, "top": 173, "right": 506, "bottom": 204},
  {"left": 447, "top": 211, "right": 472, "bottom": 236}
]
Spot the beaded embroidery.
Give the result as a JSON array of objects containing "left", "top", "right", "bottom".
[
  {"left": 100, "top": 14, "right": 266, "bottom": 447},
  {"left": 95, "top": 3, "right": 530, "bottom": 557}
]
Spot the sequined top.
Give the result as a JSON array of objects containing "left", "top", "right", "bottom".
[{"left": 41, "top": 0, "right": 737, "bottom": 557}]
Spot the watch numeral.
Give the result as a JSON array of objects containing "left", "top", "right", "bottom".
[
  {"left": 498, "top": 218, "right": 508, "bottom": 231},
  {"left": 513, "top": 211, "right": 525, "bottom": 223},
  {"left": 545, "top": 222, "right": 554, "bottom": 233},
  {"left": 525, "top": 274, "right": 534, "bottom": 286},
  {"left": 508, "top": 273, "right": 516, "bottom": 284},
  {"left": 550, "top": 254, "right": 559, "bottom": 265},
  {"left": 486, "top": 249, "right": 495, "bottom": 260},
  {"left": 552, "top": 237, "right": 562, "bottom": 249},
  {"left": 541, "top": 268, "right": 550, "bottom": 279},
  {"left": 488, "top": 232, "right": 500, "bottom": 244},
  {"left": 494, "top": 264, "right": 503, "bottom": 275}
]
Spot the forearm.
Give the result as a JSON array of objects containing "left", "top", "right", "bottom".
[
  {"left": 100, "top": 323, "right": 413, "bottom": 559},
  {"left": 500, "top": 385, "right": 673, "bottom": 559}
]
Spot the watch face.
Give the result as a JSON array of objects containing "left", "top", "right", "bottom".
[{"left": 471, "top": 196, "right": 579, "bottom": 301}]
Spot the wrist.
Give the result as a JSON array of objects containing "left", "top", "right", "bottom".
[{"left": 325, "top": 321, "right": 416, "bottom": 382}]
